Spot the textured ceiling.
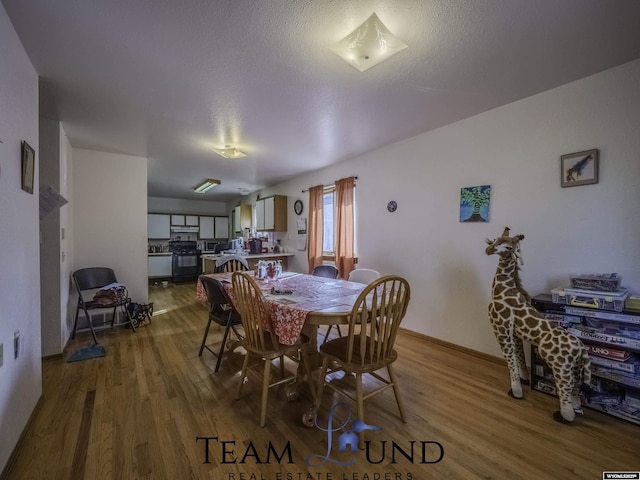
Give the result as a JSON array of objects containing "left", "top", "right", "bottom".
[{"left": 3, "top": 0, "right": 640, "bottom": 201}]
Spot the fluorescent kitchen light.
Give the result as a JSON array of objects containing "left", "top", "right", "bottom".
[{"left": 194, "top": 178, "right": 221, "bottom": 193}]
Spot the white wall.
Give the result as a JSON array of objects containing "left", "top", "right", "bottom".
[
  {"left": 39, "top": 119, "right": 73, "bottom": 357},
  {"left": 59, "top": 125, "right": 73, "bottom": 351},
  {"left": 39, "top": 118, "right": 62, "bottom": 357},
  {"left": 148, "top": 196, "right": 227, "bottom": 216},
  {"left": 0, "top": 5, "right": 42, "bottom": 469},
  {"left": 267, "top": 59, "right": 640, "bottom": 358},
  {"left": 73, "top": 149, "right": 148, "bottom": 303}
]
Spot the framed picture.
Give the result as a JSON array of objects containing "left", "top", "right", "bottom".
[
  {"left": 459, "top": 185, "right": 491, "bottom": 222},
  {"left": 21, "top": 140, "right": 35, "bottom": 194},
  {"left": 561, "top": 149, "right": 598, "bottom": 187}
]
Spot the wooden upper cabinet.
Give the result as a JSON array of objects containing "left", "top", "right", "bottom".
[
  {"left": 255, "top": 195, "right": 287, "bottom": 232},
  {"left": 233, "top": 204, "right": 252, "bottom": 233}
]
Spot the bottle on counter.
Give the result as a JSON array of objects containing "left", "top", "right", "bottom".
[{"left": 273, "top": 239, "right": 281, "bottom": 253}]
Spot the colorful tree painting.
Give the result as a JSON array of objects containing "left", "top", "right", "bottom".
[{"left": 460, "top": 185, "right": 491, "bottom": 222}]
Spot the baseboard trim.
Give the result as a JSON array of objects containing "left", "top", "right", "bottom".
[
  {"left": 42, "top": 352, "right": 64, "bottom": 360},
  {"left": 399, "top": 328, "right": 505, "bottom": 366},
  {"left": 0, "top": 395, "right": 44, "bottom": 480}
]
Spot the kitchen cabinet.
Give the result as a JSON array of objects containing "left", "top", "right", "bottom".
[
  {"left": 171, "top": 214, "right": 185, "bottom": 226},
  {"left": 148, "top": 255, "right": 172, "bottom": 278},
  {"left": 148, "top": 214, "right": 171, "bottom": 239},
  {"left": 233, "top": 204, "right": 252, "bottom": 233},
  {"left": 214, "top": 216, "right": 229, "bottom": 239},
  {"left": 255, "top": 199, "right": 265, "bottom": 230},
  {"left": 531, "top": 294, "right": 640, "bottom": 426},
  {"left": 199, "top": 215, "right": 229, "bottom": 239},
  {"left": 254, "top": 195, "right": 287, "bottom": 232},
  {"left": 199, "top": 216, "right": 215, "bottom": 239},
  {"left": 186, "top": 215, "right": 199, "bottom": 226}
]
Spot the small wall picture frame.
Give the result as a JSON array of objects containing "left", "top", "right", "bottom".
[
  {"left": 21, "top": 140, "right": 35, "bottom": 194},
  {"left": 561, "top": 149, "right": 598, "bottom": 187}
]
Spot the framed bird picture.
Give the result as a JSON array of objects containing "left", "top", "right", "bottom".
[{"left": 561, "top": 149, "right": 599, "bottom": 187}]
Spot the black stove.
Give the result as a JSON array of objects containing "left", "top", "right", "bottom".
[
  {"left": 171, "top": 241, "right": 199, "bottom": 283},
  {"left": 171, "top": 240, "right": 198, "bottom": 255}
]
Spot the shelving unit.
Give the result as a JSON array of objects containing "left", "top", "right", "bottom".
[{"left": 531, "top": 294, "right": 640, "bottom": 426}]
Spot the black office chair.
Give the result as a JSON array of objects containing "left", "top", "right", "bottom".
[
  {"left": 312, "top": 265, "right": 339, "bottom": 279},
  {"left": 214, "top": 242, "right": 230, "bottom": 254},
  {"left": 72, "top": 267, "right": 133, "bottom": 345},
  {"left": 312, "top": 265, "right": 341, "bottom": 342},
  {"left": 199, "top": 275, "right": 244, "bottom": 372}
]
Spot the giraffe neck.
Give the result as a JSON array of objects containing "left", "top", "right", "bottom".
[
  {"left": 492, "top": 253, "right": 531, "bottom": 302},
  {"left": 492, "top": 255, "right": 517, "bottom": 293}
]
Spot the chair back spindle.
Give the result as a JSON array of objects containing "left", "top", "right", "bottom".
[
  {"left": 232, "top": 272, "right": 278, "bottom": 350},
  {"left": 346, "top": 276, "right": 410, "bottom": 367}
]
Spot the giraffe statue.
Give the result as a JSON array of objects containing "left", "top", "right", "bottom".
[{"left": 485, "top": 227, "right": 592, "bottom": 423}]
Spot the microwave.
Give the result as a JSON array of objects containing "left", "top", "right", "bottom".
[{"left": 205, "top": 242, "right": 219, "bottom": 251}]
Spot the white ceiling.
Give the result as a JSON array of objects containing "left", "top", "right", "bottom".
[{"left": 3, "top": 0, "right": 640, "bottom": 201}]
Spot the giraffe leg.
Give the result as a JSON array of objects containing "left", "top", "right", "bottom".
[
  {"left": 570, "top": 364, "right": 583, "bottom": 410},
  {"left": 494, "top": 331, "right": 524, "bottom": 399},
  {"left": 553, "top": 366, "right": 576, "bottom": 423},
  {"left": 514, "top": 336, "right": 529, "bottom": 385}
]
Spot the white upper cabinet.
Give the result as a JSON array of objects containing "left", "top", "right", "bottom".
[
  {"left": 254, "top": 195, "right": 287, "bottom": 231},
  {"left": 199, "top": 216, "right": 215, "bottom": 239},
  {"left": 185, "top": 215, "right": 199, "bottom": 226},
  {"left": 264, "top": 197, "right": 275, "bottom": 230},
  {"left": 214, "top": 216, "right": 229, "bottom": 239},
  {"left": 255, "top": 199, "right": 265, "bottom": 230},
  {"left": 148, "top": 214, "right": 171, "bottom": 239},
  {"left": 170, "top": 214, "right": 185, "bottom": 226}
]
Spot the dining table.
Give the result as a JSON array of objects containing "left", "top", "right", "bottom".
[{"left": 195, "top": 271, "right": 367, "bottom": 355}]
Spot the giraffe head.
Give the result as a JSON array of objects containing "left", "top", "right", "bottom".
[{"left": 485, "top": 227, "right": 525, "bottom": 264}]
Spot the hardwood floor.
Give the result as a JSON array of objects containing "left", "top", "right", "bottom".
[{"left": 2, "top": 282, "right": 639, "bottom": 479}]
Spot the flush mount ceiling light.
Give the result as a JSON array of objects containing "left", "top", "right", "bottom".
[
  {"left": 237, "top": 187, "right": 251, "bottom": 196},
  {"left": 211, "top": 145, "right": 247, "bottom": 159},
  {"left": 194, "top": 178, "right": 221, "bottom": 194},
  {"left": 330, "top": 13, "right": 408, "bottom": 72}
]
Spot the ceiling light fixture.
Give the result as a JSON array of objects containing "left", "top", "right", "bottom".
[
  {"left": 211, "top": 145, "right": 247, "bottom": 159},
  {"left": 194, "top": 178, "right": 221, "bottom": 194},
  {"left": 330, "top": 13, "right": 408, "bottom": 72}
]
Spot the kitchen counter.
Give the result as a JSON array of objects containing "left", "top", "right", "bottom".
[
  {"left": 148, "top": 252, "right": 172, "bottom": 256},
  {"left": 201, "top": 252, "right": 294, "bottom": 274}
]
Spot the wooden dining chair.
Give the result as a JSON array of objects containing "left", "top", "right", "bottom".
[
  {"left": 215, "top": 255, "right": 249, "bottom": 273},
  {"left": 231, "top": 271, "right": 316, "bottom": 427},
  {"left": 312, "top": 264, "right": 342, "bottom": 342},
  {"left": 311, "top": 275, "right": 411, "bottom": 446}
]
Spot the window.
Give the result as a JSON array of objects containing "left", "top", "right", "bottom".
[
  {"left": 322, "top": 188, "right": 335, "bottom": 254},
  {"left": 322, "top": 186, "right": 356, "bottom": 257}
]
